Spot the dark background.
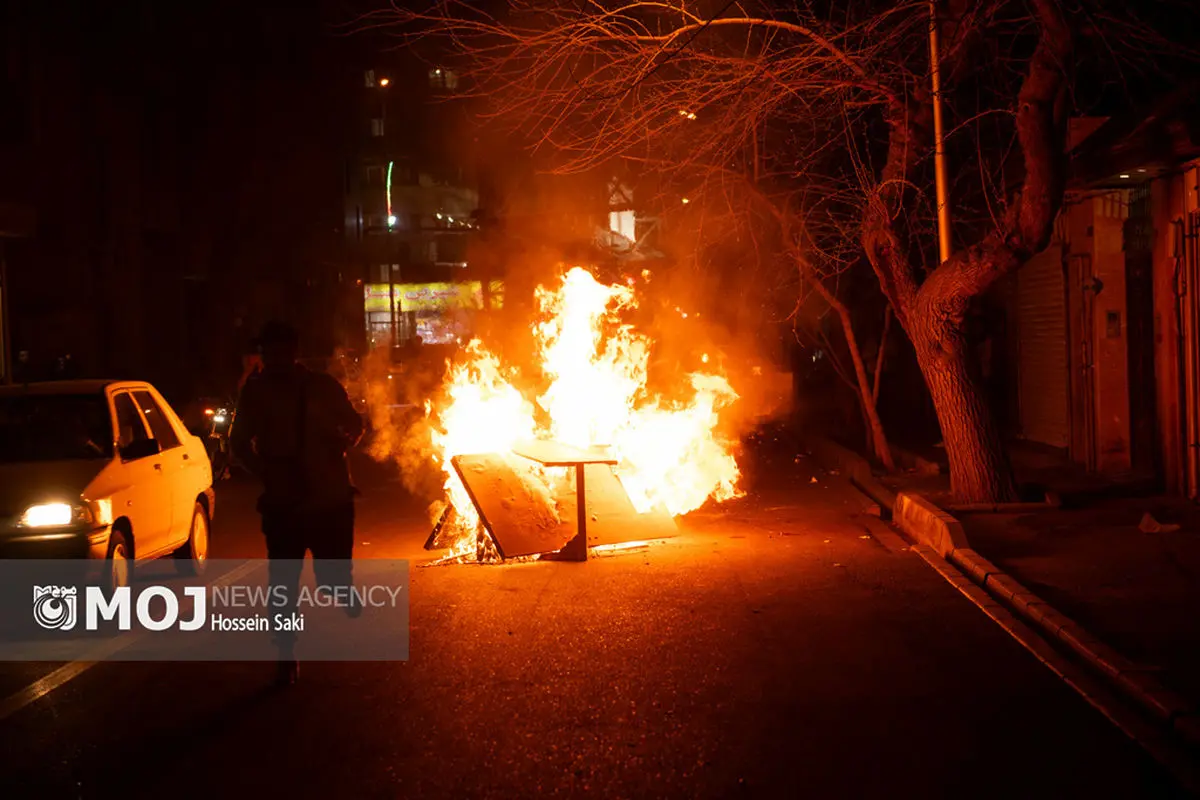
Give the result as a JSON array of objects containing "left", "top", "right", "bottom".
[{"left": 0, "top": 1, "right": 371, "bottom": 404}]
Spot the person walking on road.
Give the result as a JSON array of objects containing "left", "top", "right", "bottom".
[{"left": 231, "top": 321, "right": 365, "bottom": 687}]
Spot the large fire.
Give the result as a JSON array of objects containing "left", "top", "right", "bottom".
[{"left": 427, "top": 267, "right": 742, "bottom": 559}]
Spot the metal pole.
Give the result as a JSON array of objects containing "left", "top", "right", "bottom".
[
  {"left": 389, "top": 277, "right": 397, "bottom": 350},
  {"left": 929, "top": 0, "right": 952, "bottom": 264},
  {"left": 0, "top": 241, "right": 11, "bottom": 385},
  {"left": 569, "top": 464, "right": 588, "bottom": 561}
]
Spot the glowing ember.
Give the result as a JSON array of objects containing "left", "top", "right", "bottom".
[{"left": 428, "top": 267, "right": 742, "bottom": 559}]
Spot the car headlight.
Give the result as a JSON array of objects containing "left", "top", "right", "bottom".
[{"left": 19, "top": 503, "right": 94, "bottom": 528}]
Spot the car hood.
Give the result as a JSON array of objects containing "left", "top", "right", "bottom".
[{"left": 0, "top": 460, "right": 108, "bottom": 516}]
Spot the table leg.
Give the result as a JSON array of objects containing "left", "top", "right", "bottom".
[{"left": 566, "top": 464, "right": 588, "bottom": 561}]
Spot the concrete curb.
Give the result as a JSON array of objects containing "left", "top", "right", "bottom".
[
  {"left": 804, "top": 436, "right": 897, "bottom": 519},
  {"left": 893, "top": 493, "right": 967, "bottom": 557},
  {"left": 893, "top": 494, "right": 1199, "bottom": 751}
]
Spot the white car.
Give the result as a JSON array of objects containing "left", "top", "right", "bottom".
[{"left": 0, "top": 380, "right": 214, "bottom": 589}]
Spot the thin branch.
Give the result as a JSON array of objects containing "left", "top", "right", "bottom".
[{"left": 872, "top": 305, "right": 891, "bottom": 404}]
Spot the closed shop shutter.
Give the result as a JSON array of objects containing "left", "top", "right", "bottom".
[{"left": 1016, "top": 245, "right": 1070, "bottom": 448}]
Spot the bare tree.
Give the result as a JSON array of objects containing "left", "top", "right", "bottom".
[
  {"left": 670, "top": 166, "right": 897, "bottom": 469},
  {"left": 364, "top": 0, "right": 1176, "bottom": 502},
  {"left": 792, "top": 262, "right": 896, "bottom": 470}
]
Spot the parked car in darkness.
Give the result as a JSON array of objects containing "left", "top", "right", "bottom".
[{"left": 0, "top": 380, "right": 214, "bottom": 590}]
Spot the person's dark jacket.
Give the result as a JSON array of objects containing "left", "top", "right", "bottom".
[{"left": 231, "top": 365, "right": 365, "bottom": 513}]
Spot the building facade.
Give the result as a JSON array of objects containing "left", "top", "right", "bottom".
[
  {"left": 1006, "top": 95, "right": 1200, "bottom": 499},
  {"left": 342, "top": 61, "right": 490, "bottom": 352}
]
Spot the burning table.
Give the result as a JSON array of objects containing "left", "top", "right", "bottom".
[
  {"left": 416, "top": 267, "right": 743, "bottom": 564},
  {"left": 428, "top": 439, "right": 679, "bottom": 563}
]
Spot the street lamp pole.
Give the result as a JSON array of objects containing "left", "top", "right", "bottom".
[{"left": 929, "top": 0, "right": 952, "bottom": 264}]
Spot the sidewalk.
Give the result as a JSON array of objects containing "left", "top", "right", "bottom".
[
  {"left": 960, "top": 497, "right": 1200, "bottom": 709},
  {"left": 870, "top": 436, "right": 1200, "bottom": 719}
]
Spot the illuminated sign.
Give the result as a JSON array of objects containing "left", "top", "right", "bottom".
[
  {"left": 386, "top": 161, "right": 394, "bottom": 227},
  {"left": 364, "top": 281, "right": 504, "bottom": 312}
]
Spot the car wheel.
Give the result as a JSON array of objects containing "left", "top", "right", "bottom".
[
  {"left": 104, "top": 530, "right": 132, "bottom": 593},
  {"left": 175, "top": 502, "right": 210, "bottom": 575}
]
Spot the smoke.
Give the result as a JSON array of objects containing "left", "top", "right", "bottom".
[
  {"left": 356, "top": 262, "right": 792, "bottom": 494},
  {"left": 357, "top": 145, "right": 797, "bottom": 510},
  {"left": 357, "top": 347, "right": 447, "bottom": 522},
  {"left": 601, "top": 260, "right": 795, "bottom": 442}
]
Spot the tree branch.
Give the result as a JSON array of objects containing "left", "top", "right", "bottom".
[
  {"left": 919, "top": 0, "right": 1072, "bottom": 316},
  {"left": 872, "top": 305, "right": 891, "bottom": 404}
]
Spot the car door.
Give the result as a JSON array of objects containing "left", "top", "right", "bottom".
[
  {"left": 133, "top": 388, "right": 196, "bottom": 548},
  {"left": 111, "top": 391, "right": 173, "bottom": 558}
]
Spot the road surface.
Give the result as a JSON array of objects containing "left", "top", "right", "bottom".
[{"left": 0, "top": 445, "right": 1190, "bottom": 798}]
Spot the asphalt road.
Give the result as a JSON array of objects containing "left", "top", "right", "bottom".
[{"left": 0, "top": 444, "right": 1190, "bottom": 799}]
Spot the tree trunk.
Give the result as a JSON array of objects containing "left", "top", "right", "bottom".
[
  {"left": 858, "top": 393, "right": 876, "bottom": 459},
  {"left": 911, "top": 321, "right": 1016, "bottom": 503}
]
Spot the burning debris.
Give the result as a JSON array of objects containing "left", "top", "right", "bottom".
[{"left": 394, "top": 267, "right": 746, "bottom": 563}]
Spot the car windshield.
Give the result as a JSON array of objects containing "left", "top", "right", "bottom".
[{"left": 0, "top": 393, "right": 114, "bottom": 463}]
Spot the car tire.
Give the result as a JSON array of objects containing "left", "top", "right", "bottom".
[
  {"left": 174, "top": 502, "right": 210, "bottom": 576},
  {"left": 104, "top": 530, "right": 132, "bottom": 593}
]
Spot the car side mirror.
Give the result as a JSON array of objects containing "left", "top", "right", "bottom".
[{"left": 120, "top": 438, "right": 160, "bottom": 461}]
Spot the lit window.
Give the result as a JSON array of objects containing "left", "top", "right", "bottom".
[
  {"left": 428, "top": 68, "right": 459, "bottom": 91},
  {"left": 364, "top": 69, "right": 376, "bottom": 88},
  {"left": 609, "top": 210, "right": 635, "bottom": 242},
  {"left": 371, "top": 118, "right": 384, "bottom": 137}
]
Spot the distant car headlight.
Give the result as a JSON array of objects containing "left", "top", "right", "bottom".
[
  {"left": 213, "top": 414, "right": 227, "bottom": 424},
  {"left": 19, "top": 503, "right": 94, "bottom": 528}
]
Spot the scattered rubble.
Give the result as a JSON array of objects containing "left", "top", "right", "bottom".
[{"left": 1139, "top": 512, "right": 1181, "bottom": 534}]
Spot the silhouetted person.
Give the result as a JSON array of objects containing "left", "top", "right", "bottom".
[{"left": 230, "top": 321, "right": 364, "bottom": 686}]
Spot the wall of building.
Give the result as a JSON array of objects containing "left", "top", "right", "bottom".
[
  {"left": 1047, "top": 166, "right": 1200, "bottom": 490},
  {"left": 1064, "top": 202, "right": 1093, "bottom": 466},
  {"left": 1029, "top": 193, "right": 1133, "bottom": 475},
  {"left": 1183, "top": 165, "right": 1200, "bottom": 499},
  {"left": 1150, "top": 163, "right": 1200, "bottom": 496},
  {"left": 1090, "top": 193, "right": 1134, "bottom": 473},
  {"left": 1151, "top": 172, "right": 1185, "bottom": 493}
]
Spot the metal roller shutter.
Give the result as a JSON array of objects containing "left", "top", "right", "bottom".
[{"left": 1016, "top": 245, "right": 1070, "bottom": 448}]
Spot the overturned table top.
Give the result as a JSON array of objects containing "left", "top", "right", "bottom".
[{"left": 510, "top": 439, "right": 618, "bottom": 467}]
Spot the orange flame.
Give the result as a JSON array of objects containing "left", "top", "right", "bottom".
[{"left": 429, "top": 267, "right": 742, "bottom": 558}]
